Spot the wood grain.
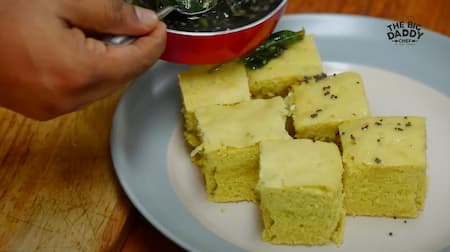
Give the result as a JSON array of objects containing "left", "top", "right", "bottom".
[
  {"left": 0, "top": 90, "right": 132, "bottom": 251},
  {"left": 286, "top": 0, "right": 370, "bottom": 14}
]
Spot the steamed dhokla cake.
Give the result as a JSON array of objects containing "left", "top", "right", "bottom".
[
  {"left": 247, "top": 35, "right": 323, "bottom": 98},
  {"left": 257, "top": 139, "right": 345, "bottom": 245},
  {"left": 339, "top": 116, "right": 427, "bottom": 217},
  {"left": 179, "top": 60, "right": 251, "bottom": 147},
  {"left": 290, "top": 72, "right": 370, "bottom": 142},
  {"left": 192, "top": 97, "right": 291, "bottom": 202}
]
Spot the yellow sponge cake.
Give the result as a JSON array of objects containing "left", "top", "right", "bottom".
[
  {"left": 179, "top": 61, "right": 251, "bottom": 147},
  {"left": 257, "top": 139, "right": 345, "bottom": 245},
  {"left": 290, "top": 72, "right": 370, "bottom": 142},
  {"left": 247, "top": 35, "right": 323, "bottom": 98},
  {"left": 193, "top": 97, "right": 291, "bottom": 202},
  {"left": 339, "top": 116, "right": 427, "bottom": 217}
]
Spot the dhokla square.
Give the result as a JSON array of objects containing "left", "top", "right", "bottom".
[
  {"left": 192, "top": 97, "right": 291, "bottom": 202},
  {"left": 246, "top": 35, "right": 323, "bottom": 98},
  {"left": 290, "top": 72, "right": 371, "bottom": 142},
  {"left": 339, "top": 116, "right": 427, "bottom": 218},
  {"left": 178, "top": 60, "right": 251, "bottom": 147},
  {"left": 257, "top": 139, "right": 345, "bottom": 245}
]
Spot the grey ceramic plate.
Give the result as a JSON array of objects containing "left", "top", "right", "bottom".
[{"left": 110, "top": 14, "right": 450, "bottom": 252}]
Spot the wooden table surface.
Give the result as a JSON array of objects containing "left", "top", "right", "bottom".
[
  {"left": 122, "top": 0, "right": 450, "bottom": 251},
  {"left": 0, "top": 0, "right": 448, "bottom": 251}
]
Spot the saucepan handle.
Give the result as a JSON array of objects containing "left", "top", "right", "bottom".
[{"left": 103, "top": 6, "right": 175, "bottom": 46}]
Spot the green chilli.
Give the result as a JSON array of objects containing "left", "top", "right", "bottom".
[{"left": 244, "top": 29, "right": 305, "bottom": 70}]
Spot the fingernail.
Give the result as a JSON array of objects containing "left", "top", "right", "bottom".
[{"left": 134, "top": 6, "right": 157, "bottom": 26}]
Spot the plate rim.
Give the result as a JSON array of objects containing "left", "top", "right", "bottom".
[{"left": 110, "top": 13, "right": 450, "bottom": 252}]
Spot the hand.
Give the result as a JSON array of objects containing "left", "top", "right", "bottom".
[{"left": 0, "top": 0, "right": 167, "bottom": 120}]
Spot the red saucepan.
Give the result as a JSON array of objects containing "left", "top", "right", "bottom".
[
  {"left": 105, "top": 0, "right": 288, "bottom": 64},
  {"left": 161, "top": 0, "right": 288, "bottom": 64}
]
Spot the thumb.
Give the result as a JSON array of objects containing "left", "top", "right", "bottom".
[{"left": 61, "top": 0, "right": 157, "bottom": 36}]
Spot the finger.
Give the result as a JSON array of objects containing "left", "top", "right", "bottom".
[
  {"left": 66, "top": 22, "right": 167, "bottom": 105},
  {"left": 60, "top": 0, "right": 157, "bottom": 36},
  {"left": 93, "top": 21, "right": 167, "bottom": 83},
  {"left": 105, "top": 22, "right": 167, "bottom": 74}
]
